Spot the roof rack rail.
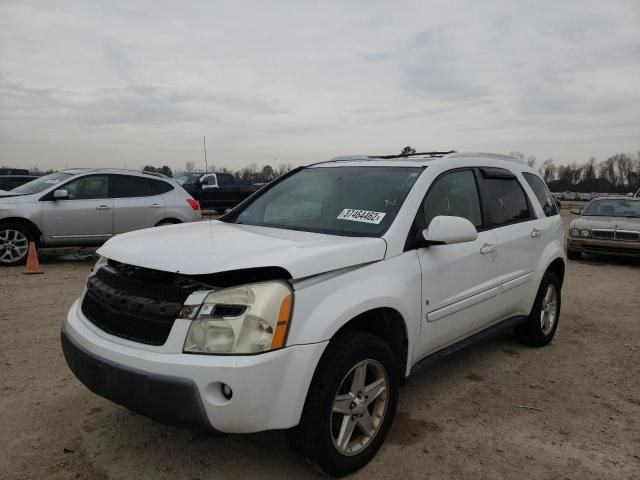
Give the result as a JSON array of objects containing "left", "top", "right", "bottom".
[{"left": 373, "top": 150, "right": 456, "bottom": 159}]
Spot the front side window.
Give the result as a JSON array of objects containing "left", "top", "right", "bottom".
[
  {"left": 421, "top": 170, "right": 482, "bottom": 229},
  {"left": 484, "top": 178, "right": 532, "bottom": 227},
  {"left": 60, "top": 175, "right": 109, "bottom": 200},
  {"left": 226, "top": 166, "right": 423, "bottom": 236},
  {"left": 523, "top": 173, "right": 557, "bottom": 217}
]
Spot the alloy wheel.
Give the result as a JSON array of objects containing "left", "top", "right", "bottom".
[
  {"left": 540, "top": 284, "right": 558, "bottom": 335},
  {"left": 0, "top": 229, "right": 29, "bottom": 264},
  {"left": 330, "top": 359, "right": 389, "bottom": 456}
]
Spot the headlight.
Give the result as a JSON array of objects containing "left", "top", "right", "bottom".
[
  {"left": 580, "top": 229, "right": 591, "bottom": 238},
  {"left": 183, "top": 281, "right": 293, "bottom": 355},
  {"left": 570, "top": 228, "right": 580, "bottom": 237}
]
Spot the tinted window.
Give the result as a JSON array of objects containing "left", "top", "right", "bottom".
[
  {"left": 112, "top": 175, "right": 159, "bottom": 197},
  {"left": 422, "top": 170, "right": 483, "bottom": 229},
  {"left": 154, "top": 180, "right": 173, "bottom": 194},
  {"left": 62, "top": 175, "right": 109, "bottom": 200},
  {"left": 523, "top": 173, "right": 557, "bottom": 217},
  {"left": 218, "top": 174, "right": 233, "bottom": 185},
  {"left": 484, "top": 178, "right": 532, "bottom": 226},
  {"left": 229, "top": 166, "right": 422, "bottom": 236}
]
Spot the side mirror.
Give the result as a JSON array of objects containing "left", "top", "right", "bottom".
[
  {"left": 416, "top": 216, "right": 478, "bottom": 248},
  {"left": 53, "top": 189, "right": 68, "bottom": 200},
  {"left": 570, "top": 208, "right": 581, "bottom": 215}
]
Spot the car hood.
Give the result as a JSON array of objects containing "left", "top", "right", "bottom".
[
  {"left": 98, "top": 220, "right": 387, "bottom": 278},
  {"left": 573, "top": 216, "right": 640, "bottom": 231}
]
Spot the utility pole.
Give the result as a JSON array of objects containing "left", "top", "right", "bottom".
[{"left": 203, "top": 136, "right": 208, "bottom": 173}]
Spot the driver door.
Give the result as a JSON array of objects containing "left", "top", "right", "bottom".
[
  {"left": 414, "top": 169, "right": 500, "bottom": 358},
  {"left": 41, "top": 174, "right": 113, "bottom": 245}
]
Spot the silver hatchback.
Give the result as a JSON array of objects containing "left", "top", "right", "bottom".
[{"left": 0, "top": 168, "right": 202, "bottom": 265}]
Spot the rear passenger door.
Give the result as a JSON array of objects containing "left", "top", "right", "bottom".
[
  {"left": 111, "top": 175, "right": 166, "bottom": 234},
  {"left": 478, "top": 168, "right": 541, "bottom": 318}
]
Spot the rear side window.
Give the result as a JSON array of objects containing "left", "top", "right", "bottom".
[
  {"left": 484, "top": 178, "right": 532, "bottom": 226},
  {"left": 523, "top": 173, "right": 558, "bottom": 217},
  {"left": 111, "top": 175, "right": 166, "bottom": 197},
  {"left": 218, "top": 174, "right": 233, "bottom": 186}
]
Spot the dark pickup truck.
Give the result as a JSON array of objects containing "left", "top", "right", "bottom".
[
  {"left": 0, "top": 175, "right": 38, "bottom": 191},
  {"left": 174, "top": 171, "right": 260, "bottom": 212}
]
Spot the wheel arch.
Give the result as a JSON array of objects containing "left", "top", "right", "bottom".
[
  {"left": 155, "top": 218, "right": 182, "bottom": 226},
  {"left": 546, "top": 257, "right": 565, "bottom": 286},
  {"left": 0, "top": 217, "right": 42, "bottom": 245},
  {"left": 327, "top": 307, "right": 409, "bottom": 381}
]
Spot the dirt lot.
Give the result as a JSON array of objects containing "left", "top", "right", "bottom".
[{"left": 1, "top": 209, "right": 639, "bottom": 480}]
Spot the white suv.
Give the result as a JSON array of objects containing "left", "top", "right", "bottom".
[{"left": 62, "top": 152, "right": 565, "bottom": 476}]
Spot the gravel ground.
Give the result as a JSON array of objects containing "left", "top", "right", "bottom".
[{"left": 1, "top": 210, "right": 639, "bottom": 480}]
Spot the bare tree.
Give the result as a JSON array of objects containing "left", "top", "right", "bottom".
[
  {"left": 400, "top": 146, "right": 416, "bottom": 155},
  {"left": 539, "top": 158, "right": 557, "bottom": 184},
  {"left": 185, "top": 161, "right": 195, "bottom": 172}
]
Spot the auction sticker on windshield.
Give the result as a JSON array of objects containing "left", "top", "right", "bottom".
[{"left": 337, "top": 209, "right": 386, "bottom": 224}]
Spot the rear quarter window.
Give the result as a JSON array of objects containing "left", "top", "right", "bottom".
[{"left": 523, "top": 172, "right": 558, "bottom": 217}]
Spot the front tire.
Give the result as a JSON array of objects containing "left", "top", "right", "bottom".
[
  {"left": 0, "top": 223, "right": 33, "bottom": 266},
  {"left": 288, "top": 332, "right": 399, "bottom": 477},
  {"left": 515, "top": 271, "right": 561, "bottom": 347}
]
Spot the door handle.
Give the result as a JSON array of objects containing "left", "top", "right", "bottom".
[
  {"left": 150, "top": 203, "right": 162, "bottom": 208},
  {"left": 96, "top": 205, "right": 111, "bottom": 210},
  {"left": 531, "top": 228, "right": 542, "bottom": 238},
  {"left": 480, "top": 243, "right": 496, "bottom": 255}
]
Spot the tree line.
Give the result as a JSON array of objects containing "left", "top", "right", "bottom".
[{"left": 533, "top": 152, "right": 640, "bottom": 193}]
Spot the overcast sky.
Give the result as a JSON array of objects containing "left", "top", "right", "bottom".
[{"left": 1, "top": 0, "right": 639, "bottom": 172}]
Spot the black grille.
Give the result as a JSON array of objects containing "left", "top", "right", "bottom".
[
  {"left": 591, "top": 230, "right": 614, "bottom": 240},
  {"left": 615, "top": 231, "right": 640, "bottom": 242},
  {"left": 81, "top": 264, "right": 199, "bottom": 346}
]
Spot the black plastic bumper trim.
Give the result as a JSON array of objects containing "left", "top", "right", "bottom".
[{"left": 61, "top": 329, "right": 217, "bottom": 432}]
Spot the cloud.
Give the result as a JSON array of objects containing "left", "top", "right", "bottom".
[{"left": 0, "top": 0, "right": 638, "bottom": 170}]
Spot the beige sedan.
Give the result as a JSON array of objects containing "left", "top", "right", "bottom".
[{"left": 567, "top": 197, "right": 640, "bottom": 259}]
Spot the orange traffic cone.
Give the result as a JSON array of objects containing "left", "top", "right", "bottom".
[{"left": 23, "top": 242, "right": 43, "bottom": 274}]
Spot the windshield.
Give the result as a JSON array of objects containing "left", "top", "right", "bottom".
[
  {"left": 582, "top": 199, "right": 640, "bottom": 217},
  {"left": 225, "top": 166, "right": 423, "bottom": 236},
  {"left": 174, "top": 173, "right": 202, "bottom": 185},
  {"left": 11, "top": 172, "right": 73, "bottom": 194}
]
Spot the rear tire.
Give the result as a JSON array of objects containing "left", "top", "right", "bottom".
[
  {"left": 515, "top": 271, "right": 561, "bottom": 347},
  {"left": 0, "top": 222, "right": 33, "bottom": 266},
  {"left": 288, "top": 332, "right": 399, "bottom": 477},
  {"left": 567, "top": 248, "right": 581, "bottom": 260}
]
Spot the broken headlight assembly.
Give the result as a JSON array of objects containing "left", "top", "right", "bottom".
[{"left": 183, "top": 281, "right": 293, "bottom": 355}]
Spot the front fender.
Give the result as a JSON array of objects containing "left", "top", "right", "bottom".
[{"left": 287, "top": 252, "right": 422, "bottom": 376}]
